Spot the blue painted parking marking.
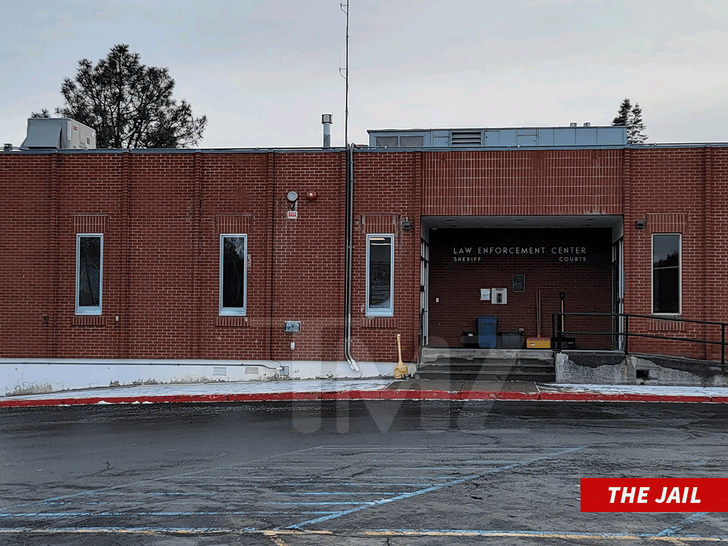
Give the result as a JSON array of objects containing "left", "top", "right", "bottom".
[
  {"left": 1, "top": 444, "right": 583, "bottom": 531},
  {"left": 1, "top": 444, "right": 723, "bottom": 543}
]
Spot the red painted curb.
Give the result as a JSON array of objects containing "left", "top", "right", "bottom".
[
  {"left": 460, "top": 391, "right": 541, "bottom": 401},
  {"left": 537, "top": 392, "right": 713, "bottom": 403},
  {"left": 1, "top": 390, "right": 726, "bottom": 408}
]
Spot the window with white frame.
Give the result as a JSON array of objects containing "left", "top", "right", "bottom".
[
  {"left": 652, "top": 233, "right": 681, "bottom": 314},
  {"left": 219, "top": 234, "right": 247, "bottom": 315},
  {"left": 76, "top": 234, "right": 103, "bottom": 315},
  {"left": 366, "top": 234, "right": 394, "bottom": 316}
]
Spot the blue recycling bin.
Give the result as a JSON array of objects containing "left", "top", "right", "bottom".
[{"left": 477, "top": 316, "right": 498, "bottom": 348}]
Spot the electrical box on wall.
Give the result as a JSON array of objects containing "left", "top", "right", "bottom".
[
  {"left": 513, "top": 274, "right": 525, "bottom": 292},
  {"left": 491, "top": 288, "right": 507, "bottom": 304},
  {"left": 284, "top": 321, "right": 301, "bottom": 333}
]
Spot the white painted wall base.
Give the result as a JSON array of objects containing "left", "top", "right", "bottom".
[{"left": 0, "top": 359, "right": 405, "bottom": 396}]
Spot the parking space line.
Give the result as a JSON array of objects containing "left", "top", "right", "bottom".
[
  {"left": 284, "top": 446, "right": 585, "bottom": 530},
  {"left": 656, "top": 513, "right": 707, "bottom": 537},
  {"left": 284, "top": 473, "right": 483, "bottom": 530}
]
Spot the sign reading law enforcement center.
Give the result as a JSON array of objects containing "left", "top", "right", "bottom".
[{"left": 453, "top": 245, "right": 588, "bottom": 262}]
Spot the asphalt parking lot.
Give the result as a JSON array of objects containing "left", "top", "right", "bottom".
[{"left": 1, "top": 399, "right": 727, "bottom": 545}]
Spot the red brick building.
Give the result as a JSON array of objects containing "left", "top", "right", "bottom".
[{"left": 2, "top": 123, "right": 727, "bottom": 390}]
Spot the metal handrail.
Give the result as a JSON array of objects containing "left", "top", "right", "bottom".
[{"left": 552, "top": 312, "right": 727, "bottom": 368}]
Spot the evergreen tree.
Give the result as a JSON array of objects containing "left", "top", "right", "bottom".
[
  {"left": 32, "top": 45, "right": 206, "bottom": 149},
  {"left": 612, "top": 98, "right": 647, "bottom": 144},
  {"left": 612, "top": 98, "right": 632, "bottom": 126},
  {"left": 628, "top": 103, "right": 648, "bottom": 144}
]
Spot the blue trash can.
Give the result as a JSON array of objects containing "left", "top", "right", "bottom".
[{"left": 477, "top": 316, "right": 498, "bottom": 348}]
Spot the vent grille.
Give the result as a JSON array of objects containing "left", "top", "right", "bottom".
[{"left": 451, "top": 131, "right": 482, "bottom": 146}]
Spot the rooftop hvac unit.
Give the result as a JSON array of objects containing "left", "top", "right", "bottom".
[{"left": 21, "top": 118, "right": 96, "bottom": 150}]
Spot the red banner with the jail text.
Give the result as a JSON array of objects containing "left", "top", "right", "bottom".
[{"left": 581, "top": 479, "right": 728, "bottom": 512}]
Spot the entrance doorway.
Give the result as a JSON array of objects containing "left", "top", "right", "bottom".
[{"left": 421, "top": 215, "right": 623, "bottom": 351}]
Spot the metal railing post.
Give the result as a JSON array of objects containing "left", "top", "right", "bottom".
[
  {"left": 624, "top": 314, "right": 629, "bottom": 355},
  {"left": 722, "top": 323, "right": 726, "bottom": 369},
  {"left": 554, "top": 312, "right": 562, "bottom": 351}
]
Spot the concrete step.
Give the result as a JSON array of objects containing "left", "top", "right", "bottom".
[
  {"left": 420, "top": 347, "right": 553, "bottom": 364},
  {"left": 417, "top": 368, "right": 555, "bottom": 382},
  {"left": 420, "top": 358, "right": 554, "bottom": 369},
  {"left": 418, "top": 347, "right": 556, "bottom": 382},
  {"left": 417, "top": 363, "right": 555, "bottom": 382}
]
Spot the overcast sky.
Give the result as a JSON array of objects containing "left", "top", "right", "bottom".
[{"left": 3, "top": 0, "right": 727, "bottom": 149}]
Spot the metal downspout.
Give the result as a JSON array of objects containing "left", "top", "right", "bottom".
[{"left": 344, "top": 144, "right": 359, "bottom": 372}]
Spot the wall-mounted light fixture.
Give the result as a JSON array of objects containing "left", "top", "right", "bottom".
[
  {"left": 401, "top": 217, "right": 412, "bottom": 231},
  {"left": 636, "top": 219, "right": 646, "bottom": 229}
]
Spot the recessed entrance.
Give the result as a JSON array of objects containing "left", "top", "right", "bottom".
[{"left": 421, "top": 215, "right": 623, "bottom": 352}]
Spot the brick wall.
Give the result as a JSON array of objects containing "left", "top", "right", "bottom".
[
  {"left": 190, "top": 151, "right": 271, "bottom": 360},
  {"left": 268, "top": 151, "right": 346, "bottom": 361},
  {"left": 706, "top": 148, "right": 728, "bottom": 361},
  {"left": 623, "top": 147, "right": 719, "bottom": 359},
  {"left": 2, "top": 144, "right": 727, "bottom": 365},
  {"left": 351, "top": 151, "right": 421, "bottom": 362},
  {"left": 0, "top": 154, "right": 55, "bottom": 357},
  {"left": 0, "top": 150, "right": 349, "bottom": 362},
  {"left": 423, "top": 149, "right": 623, "bottom": 216}
]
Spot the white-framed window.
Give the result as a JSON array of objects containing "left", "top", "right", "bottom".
[
  {"left": 219, "top": 234, "right": 247, "bottom": 316},
  {"left": 652, "top": 233, "right": 681, "bottom": 314},
  {"left": 76, "top": 234, "right": 103, "bottom": 315},
  {"left": 366, "top": 234, "right": 394, "bottom": 316}
]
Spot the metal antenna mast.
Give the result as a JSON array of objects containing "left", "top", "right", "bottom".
[
  {"left": 340, "top": 1, "right": 349, "bottom": 146},
  {"left": 340, "top": 0, "right": 359, "bottom": 372}
]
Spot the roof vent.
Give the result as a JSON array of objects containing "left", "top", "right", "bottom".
[
  {"left": 322, "top": 114, "right": 332, "bottom": 148},
  {"left": 451, "top": 130, "right": 482, "bottom": 147}
]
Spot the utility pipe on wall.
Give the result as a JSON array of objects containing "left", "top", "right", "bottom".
[{"left": 344, "top": 144, "right": 359, "bottom": 372}]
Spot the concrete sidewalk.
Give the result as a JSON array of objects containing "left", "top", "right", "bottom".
[{"left": 3, "top": 378, "right": 728, "bottom": 407}]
